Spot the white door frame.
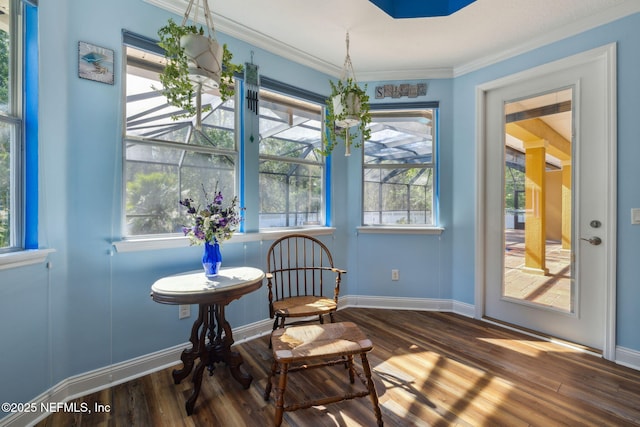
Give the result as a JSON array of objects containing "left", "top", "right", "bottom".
[{"left": 474, "top": 43, "right": 617, "bottom": 361}]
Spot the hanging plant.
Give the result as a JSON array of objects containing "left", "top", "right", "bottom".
[
  {"left": 319, "top": 33, "right": 371, "bottom": 156},
  {"left": 156, "top": 1, "right": 243, "bottom": 120},
  {"left": 320, "top": 77, "right": 371, "bottom": 156}
]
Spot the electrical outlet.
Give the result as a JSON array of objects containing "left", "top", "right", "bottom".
[
  {"left": 179, "top": 304, "right": 191, "bottom": 319},
  {"left": 391, "top": 269, "right": 400, "bottom": 281}
]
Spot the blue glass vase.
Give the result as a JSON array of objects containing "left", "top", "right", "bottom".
[{"left": 202, "top": 240, "right": 222, "bottom": 279}]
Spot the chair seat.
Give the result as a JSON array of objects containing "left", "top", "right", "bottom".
[
  {"left": 271, "top": 321, "right": 372, "bottom": 362},
  {"left": 272, "top": 295, "right": 337, "bottom": 318}
]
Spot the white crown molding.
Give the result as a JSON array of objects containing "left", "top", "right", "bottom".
[
  {"left": 143, "top": 0, "right": 340, "bottom": 76},
  {"left": 453, "top": 1, "right": 640, "bottom": 77},
  {"left": 144, "top": 0, "right": 640, "bottom": 82}
]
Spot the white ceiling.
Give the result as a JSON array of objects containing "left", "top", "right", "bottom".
[{"left": 146, "top": 0, "right": 640, "bottom": 80}]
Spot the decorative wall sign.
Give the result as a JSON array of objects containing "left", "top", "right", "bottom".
[
  {"left": 78, "top": 41, "right": 114, "bottom": 85},
  {"left": 374, "top": 83, "right": 427, "bottom": 99}
]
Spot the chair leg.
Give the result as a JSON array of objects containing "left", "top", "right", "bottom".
[
  {"left": 264, "top": 359, "right": 278, "bottom": 401},
  {"left": 319, "top": 314, "right": 324, "bottom": 324},
  {"left": 274, "top": 362, "right": 289, "bottom": 427},
  {"left": 360, "top": 352, "right": 383, "bottom": 427},
  {"left": 329, "top": 312, "right": 335, "bottom": 323},
  {"left": 347, "top": 354, "right": 355, "bottom": 383}
]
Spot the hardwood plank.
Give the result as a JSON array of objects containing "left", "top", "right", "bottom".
[{"left": 35, "top": 308, "right": 640, "bottom": 426}]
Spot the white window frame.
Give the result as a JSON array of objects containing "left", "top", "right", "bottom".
[
  {"left": 122, "top": 37, "right": 239, "bottom": 239},
  {"left": 0, "top": 0, "right": 24, "bottom": 253},
  {"left": 257, "top": 87, "right": 326, "bottom": 230},
  {"left": 360, "top": 105, "right": 442, "bottom": 233}
]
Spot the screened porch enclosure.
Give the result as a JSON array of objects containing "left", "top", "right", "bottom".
[{"left": 124, "top": 44, "right": 436, "bottom": 235}]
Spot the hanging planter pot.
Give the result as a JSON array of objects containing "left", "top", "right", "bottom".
[
  {"left": 319, "top": 34, "right": 371, "bottom": 157},
  {"left": 156, "top": 0, "right": 243, "bottom": 120},
  {"left": 180, "top": 33, "right": 223, "bottom": 88},
  {"left": 332, "top": 90, "right": 362, "bottom": 128}
]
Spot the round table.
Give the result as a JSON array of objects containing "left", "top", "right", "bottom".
[{"left": 151, "top": 266, "right": 265, "bottom": 415}]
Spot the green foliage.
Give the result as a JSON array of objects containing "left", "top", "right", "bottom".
[
  {"left": 157, "top": 18, "right": 243, "bottom": 119},
  {"left": 0, "top": 31, "right": 8, "bottom": 108},
  {"left": 219, "top": 46, "right": 243, "bottom": 101},
  {"left": 202, "top": 127, "right": 235, "bottom": 150},
  {"left": 0, "top": 30, "right": 8, "bottom": 246},
  {"left": 126, "top": 172, "right": 181, "bottom": 235},
  {"left": 504, "top": 166, "right": 525, "bottom": 210},
  {"left": 319, "top": 77, "right": 371, "bottom": 156}
]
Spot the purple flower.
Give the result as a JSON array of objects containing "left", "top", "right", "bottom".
[{"left": 214, "top": 192, "right": 223, "bottom": 205}]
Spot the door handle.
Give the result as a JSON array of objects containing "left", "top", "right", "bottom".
[{"left": 580, "top": 236, "right": 602, "bottom": 246}]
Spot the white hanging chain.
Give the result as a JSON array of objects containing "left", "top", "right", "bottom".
[
  {"left": 340, "top": 32, "right": 358, "bottom": 83},
  {"left": 182, "top": 0, "right": 216, "bottom": 39}
]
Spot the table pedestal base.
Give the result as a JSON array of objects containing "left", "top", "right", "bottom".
[{"left": 172, "top": 303, "right": 252, "bottom": 415}]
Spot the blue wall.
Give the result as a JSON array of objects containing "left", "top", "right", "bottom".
[{"left": 1, "top": 0, "right": 639, "bottom": 415}]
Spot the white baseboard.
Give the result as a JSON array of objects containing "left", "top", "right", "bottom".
[
  {"left": 615, "top": 345, "right": 640, "bottom": 371},
  {"left": 1, "top": 297, "right": 636, "bottom": 427},
  {"left": 340, "top": 294, "right": 476, "bottom": 318}
]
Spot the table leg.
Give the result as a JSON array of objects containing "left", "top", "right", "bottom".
[
  {"left": 175, "top": 303, "right": 254, "bottom": 415},
  {"left": 172, "top": 304, "right": 205, "bottom": 384},
  {"left": 185, "top": 305, "right": 211, "bottom": 415},
  {"left": 212, "top": 304, "right": 253, "bottom": 389}
]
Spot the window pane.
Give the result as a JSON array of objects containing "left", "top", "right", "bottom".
[
  {"left": 0, "top": 1, "right": 10, "bottom": 115},
  {"left": 259, "top": 90, "right": 324, "bottom": 228},
  {"left": 259, "top": 161, "right": 322, "bottom": 227},
  {"left": 363, "top": 109, "right": 435, "bottom": 226},
  {"left": 364, "top": 112, "right": 433, "bottom": 165},
  {"left": 0, "top": 122, "right": 12, "bottom": 247},
  {"left": 125, "top": 143, "right": 235, "bottom": 236},
  {"left": 0, "top": 0, "right": 16, "bottom": 250},
  {"left": 124, "top": 46, "right": 238, "bottom": 237}
]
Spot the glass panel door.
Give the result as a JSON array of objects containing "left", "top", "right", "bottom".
[{"left": 502, "top": 89, "right": 574, "bottom": 313}]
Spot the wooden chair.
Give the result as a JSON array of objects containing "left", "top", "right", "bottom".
[
  {"left": 264, "top": 322, "right": 384, "bottom": 426},
  {"left": 266, "top": 234, "right": 346, "bottom": 338}
]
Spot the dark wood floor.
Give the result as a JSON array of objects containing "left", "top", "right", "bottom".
[{"left": 37, "top": 308, "right": 640, "bottom": 426}]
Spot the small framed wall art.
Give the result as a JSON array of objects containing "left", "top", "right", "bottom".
[{"left": 78, "top": 41, "right": 114, "bottom": 85}]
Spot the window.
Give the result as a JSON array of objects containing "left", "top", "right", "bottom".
[
  {"left": 363, "top": 108, "right": 437, "bottom": 226},
  {"left": 1, "top": 0, "right": 32, "bottom": 251},
  {"left": 123, "top": 44, "right": 238, "bottom": 237},
  {"left": 258, "top": 90, "right": 325, "bottom": 228}
]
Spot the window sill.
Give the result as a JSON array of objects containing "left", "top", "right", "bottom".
[
  {"left": 112, "top": 227, "right": 336, "bottom": 253},
  {"left": 357, "top": 226, "right": 444, "bottom": 235},
  {"left": 0, "top": 248, "right": 56, "bottom": 271}
]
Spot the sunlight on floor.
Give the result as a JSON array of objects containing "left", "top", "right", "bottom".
[
  {"left": 477, "top": 337, "right": 583, "bottom": 354},
  {"left": 373, "top": 351, "right": 521, "bottom": 426}
]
